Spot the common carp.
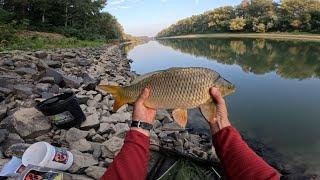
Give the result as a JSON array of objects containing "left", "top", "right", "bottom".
[{"left": 98, "top": 67, "right": 235, "bottom": 128}]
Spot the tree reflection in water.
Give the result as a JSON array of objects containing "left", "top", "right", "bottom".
[{"left": 158, "top": 38, "right": 320, "bottom": 80}]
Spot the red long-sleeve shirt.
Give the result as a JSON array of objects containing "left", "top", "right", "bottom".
[{"left": 101, "top": 126, "right": 280, "bottom": 180}]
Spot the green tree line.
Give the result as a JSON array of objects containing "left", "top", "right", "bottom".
[
  {"left": 157, "top": 0, "right": 320, "bottom": 37},
  {"left": 158, "top": 38, "right": 320, "bottom": 80},
  {"left": 0, "top": 0, "right": 124, "bottom": 41}
]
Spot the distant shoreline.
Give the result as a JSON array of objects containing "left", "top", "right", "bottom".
[{"left": 157, "top": 33, "right": 320, "bottom": 42}]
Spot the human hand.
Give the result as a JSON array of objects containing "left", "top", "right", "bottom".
[
  {"left": 132, "top": 88, "right": 156, "bottom": 136},
  {"left": 209, "top": 87, "right": 231, "bottom": 134}
]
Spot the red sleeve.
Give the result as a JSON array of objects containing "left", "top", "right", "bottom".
[
  {"left": 213, "top": 126, "right": 280, "bottom": 180},
  {"left": 101, "top": 130, "right": 149, "bottom": 180}
]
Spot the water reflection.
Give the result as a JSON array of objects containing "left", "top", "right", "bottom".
[{"left": 158, "top": 38, "right": 320, "bottom": 80}]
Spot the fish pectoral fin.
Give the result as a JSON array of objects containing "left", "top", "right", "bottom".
[
  {"left": 97, "top": 84, "right": 127, "bottom": 112},
  {"left": 199, "top": 100, "right": 216, "bottom": 122},
  {"left": 172, "top": 108, "right": 188, "bottom": 128}
]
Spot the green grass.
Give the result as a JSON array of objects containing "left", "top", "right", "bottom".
[
  {"left": 0, "top": 30, "right": 106, "bottom": 52},
  {"left": 158, "top": 32, "right": 320, "bottom": 42}
]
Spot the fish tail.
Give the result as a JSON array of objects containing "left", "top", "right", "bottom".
[{"left": 98, "top": 85, "right": 127, "bottom": 112}]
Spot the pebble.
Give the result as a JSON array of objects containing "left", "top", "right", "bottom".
[
  {"left": 84, "top": 166, "right": 106, "bottom": 179},
  {"left": 81, "top": 113, "right": 100, "bottom": 129},
  {"left": 12, "top": 108, "right": 51, "bottom": 138},
  {"left": 66, "top": 128, "right": 89, "bottom": 144},
  {"left": 101, "top": 136, "right": 124, "bottom": 158},
  {"left": 70, "top": 139, "right": 93, "bottom": 152},
  {"left": 68, "top": 150, "right": 98, "bottom": 173}
]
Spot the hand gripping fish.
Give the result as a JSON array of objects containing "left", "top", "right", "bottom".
[{"left": 98, "top": 67, "right": 235, "bottom": 128}]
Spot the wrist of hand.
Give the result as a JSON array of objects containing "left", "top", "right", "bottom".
[
  {"left": 130, "top": 127, "right": 150, "bottom": 137},
  {"left": 209, "top": 119, "right": 231, "bottom": 135},
  {"left": 132, "top": 117, "right": 154, "bottom": 124}
]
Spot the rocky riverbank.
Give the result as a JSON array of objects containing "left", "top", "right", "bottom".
[
  {"left": 0, "top": 44, "right": 317, "bottom": 179},
  {"left": 0, "top": 45, "right": 215, "bottom": 179}
]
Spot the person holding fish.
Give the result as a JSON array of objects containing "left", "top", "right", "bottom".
[{"left": 100, "top": 67, "right": 280, "bottom": 180}]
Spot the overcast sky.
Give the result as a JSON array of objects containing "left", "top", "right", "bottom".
[{"left": 103, "top": 0, "right": 242, "bottom": 37}]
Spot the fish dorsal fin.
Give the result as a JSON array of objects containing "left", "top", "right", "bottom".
[{"left": 130, "top": 70, "right": 164, "bottom": 85}]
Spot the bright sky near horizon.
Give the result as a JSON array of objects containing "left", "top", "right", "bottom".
[{"left": 103, "top": 0, "right": 242, "bottom": 37}]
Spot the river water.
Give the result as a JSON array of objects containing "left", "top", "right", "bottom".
[{"left": 126, "top": 38, "right": 320, "bottom": 173}]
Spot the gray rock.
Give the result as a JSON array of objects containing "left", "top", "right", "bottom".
[
  {"left": 82, "top": 73, "right": 96, "bottom": 91},
  {"left": 43, "top": 60, "right": 61, "bottom": 68},
  {"left": 100, "top": 112, "right": 131, "bottom": 123},
  {"left": 93, "top": 94, "right": 102, "bottom": 102},
  {"left": 86, "top": 90, "right": 98, "bottom": 95},
  {"left": 12, "top": 55, "right": 25, "bottom": 61},
  {"left": 37, "top": 60, "right": 49, "bottom": 70},
  {"left": 98, "top": 123, "right": 115, "bottom": 134},
  {"left": 77, "top": 58, "right": 93, "bottom": 66},
  {"left": 64, "top": 52, "right": 76, "bottom": 58},
  {"left": 0, "top": 133, "right": 24, "bottom": 152},
  {"left": 35, "top": 51, "right": 47, "bottom": 59},
  {"left": 0, "top": 129, "right": 9, "bottom": 143},
  {"left": 35, "top": 83, "right": 50, "bottom": 92},
  {"left": 87, "top": 99, "right": 98, "bottom": 107},
  {"left": 189, "top": 134, "right": 201, "bottom": 146},
  {"left": 104, "top": 158, "right": 113, "bottom": 167},
  {"left": 70, "top": 174, "right": 94, "bottom": 180},
  {"left": 81, "top": 113, "right": 100, "bottom": 129},
  {"left": 3, "top": 59, "right": 14, "bottom": 66},
  {"left": 0, "top": 87, "right": 12, "bottom": 95},
  {"left": 153, "top": 120, "right": 162, "bottom": 129},
  {"left": 88, "top": 142, "right": 101, "bottom": 159},
  {"left": 13, "top": 84, "right": 33, "bottom": 97},
  {"left": 0, "top": 106, "right": 8, "bottom": 120},
  {"left": 45, "top": 68, "right": 64, "bottom": 84},
  {"left": 150, "top": 131, "right": 160, "bottom": 149},
  {"left": 85, "top": 166, "right": 106, "bottom": 179},
  {"left": 156, "top": 109, "right": 172, "bottom": 121},
  {"left": 68, "top": 150, "right": 98, "bottom": 173},
  {"left": 80, "top": 104, "right": 87, "bottom": 111},
  {"left": 158, "top": 132, "right": 167, "bottom": 139},
  {"left": 66, "top": 128, "right": 89, "bottom": 144},
  {"left": 12, "top": 108, "right": 51, "bottom": 138},
  {"left": 34, "top": 133, "right": 53, "bottom": 143},
  {"left": 115, "top": 104, "right": 128, "bottom": 112},
  {"left": 41, "top": 92, "right": 54, "bottom": 99},
  {"left": 39, "top": 77, "right": 55, "bottom": 84},
  {"left": 70, "top": 139, "right": 93, "bottom": 152},
  {"left": 76, "top": 94, "right": 90, "bottom": 104},
  {"left": 51, "top": 54, "right": 64, "bottom": 61},
  {"left": 85, "top": 106, "right": 97, "bottom": 115},
  {"left": 161, "top": 136, "right": 175, "bottom": 144},
  {"left": 15, "top": 67, "right": 37, "bottom": 75},
  {"left": 191, "top": 147, "right": 206, "bottom": 158},
  {"left": 174, "top": 139, "right": 184, "bottom": 152},
  {"left": 101, "top": 136, "right": 124, "bottom": 158},
  {"left": 162, "top": 121, "right": 184, "bottom": 131},
  {"left": 50, "top": 84, "right": 60, "bottom": 93},
  {"left": 184, "top": 141, "right": 195, "bottom": 150},
  {"left": 63, "top": 75, "right": 83, "bottom": 88},
  {"left": 4, "top": 143, "right": 31, "bottom": 158},
  {"left": 114, "top": 123, "right": 129, "bottom": 137},
  {"left": 92, "top": 134, "right": 105, "bottom": 142},
  {"left": 87, "top": 128, "right": 96, "bottom": 139}
]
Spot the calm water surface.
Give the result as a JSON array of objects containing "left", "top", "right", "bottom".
[{"left": 126, "top": 38, "right": 320, "bottom": 171}]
